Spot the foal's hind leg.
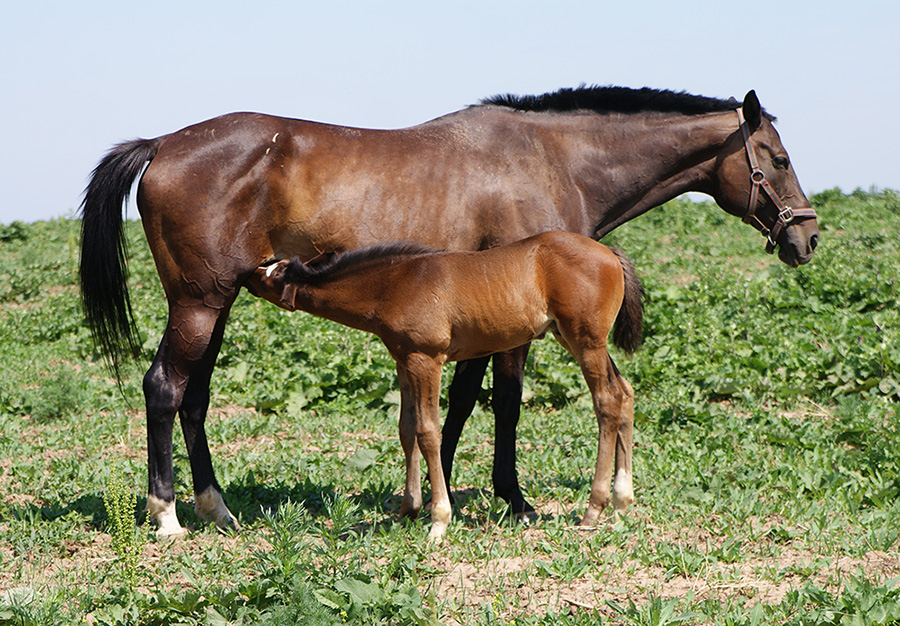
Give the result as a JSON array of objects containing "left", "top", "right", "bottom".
[
  {"left": 573, "top": 348, "right": 629, "bottom": 526},
  {"left": 144, "top": 303, "right": 238, "bottom": 536},
  {"left": 612, "top": 373, "right": 635, "bottom": 512}
]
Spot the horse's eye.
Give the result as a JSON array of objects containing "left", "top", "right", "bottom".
[{"left": 773, "top": 156, "right": 790, "bottom": 170}]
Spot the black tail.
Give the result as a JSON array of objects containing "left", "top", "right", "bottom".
[
  {"left": 79, "top": 138, "right": 160, "bottom": 374},
  {"left": 610, "top": 248, "right": 644, "bottom": 354}
]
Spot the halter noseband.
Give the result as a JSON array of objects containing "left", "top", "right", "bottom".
[{"left": 735, "top": 108, "right": 817, "bottom": 254}]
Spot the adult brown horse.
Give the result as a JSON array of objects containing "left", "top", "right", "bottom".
[
  {"left": 80, "top": 86, "right": 818, "bottom": 536},
  {"left": 243, "top": 231, "right": 644, "bottom": 540}
]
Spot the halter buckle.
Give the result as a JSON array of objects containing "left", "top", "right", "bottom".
[{"left": 778, "top": 206, "right": 794, "bottom": 224}]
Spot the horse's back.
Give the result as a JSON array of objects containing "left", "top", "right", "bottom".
[{"left": 135, "top": 109, "right": 595, "bottom": 302}]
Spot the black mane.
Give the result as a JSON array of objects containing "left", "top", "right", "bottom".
[
  {"left": 286, "top": 242, "right": 441, "bottom": 284},
  {"left": 480, "top": 85, "right": 774, "bottom": 120}
]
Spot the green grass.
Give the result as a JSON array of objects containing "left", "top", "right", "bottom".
[{"left": 0, "top": 189, "right": 898, "bottom": 624}]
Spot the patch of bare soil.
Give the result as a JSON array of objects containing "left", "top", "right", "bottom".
[
  {"left": 427, "top": 506, "right": 900, "bottom": 623},
  {"left": 1, "top": 529, "right": 265, "bottom": 598}
]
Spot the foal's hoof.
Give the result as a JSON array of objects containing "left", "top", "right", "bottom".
[
  {"left": 578, "top": 505, "right": 604, "bottom": 527},
  {"left": 214, "top": 517, "right": 242, "bottom": 534},
  {"left": 399, "top": 498, "right": 422, "bottom": 521},
  {"left": 427, "top": 526, "right": 448, "bottom": 544}
]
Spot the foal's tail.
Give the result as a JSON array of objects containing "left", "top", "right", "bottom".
[
  {"left": 79, "top": 138, "right": 160, "bottom": 373},
  {"left": 609, "top": 248, "right": 644, "bottom": 354}
]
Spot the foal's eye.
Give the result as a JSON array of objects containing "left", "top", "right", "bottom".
[{"left": 773, "top": 156, "right": 790, "bottom": 170}]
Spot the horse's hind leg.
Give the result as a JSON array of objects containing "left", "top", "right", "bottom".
[
  {"left": 144, "top": 302, "right": 237, "bottom": 536},
  {"left": 440, "top": 356, "right": 490, "bottom": 502}
]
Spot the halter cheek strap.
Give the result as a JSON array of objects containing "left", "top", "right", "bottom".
[{"left": 735, "top": 108, "right": 817, "bottom": 254}]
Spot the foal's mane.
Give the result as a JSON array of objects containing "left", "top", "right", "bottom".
[
  {"left": 480, "top": 85, "right": 774, "bottom": 120},
  {"left": 286, "top": 242, "right": 441, "bottom": 284}
]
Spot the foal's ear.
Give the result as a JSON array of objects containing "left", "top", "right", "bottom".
[
  {"left": 742, "top": 90, "right": 762, "bottom": 131},
  {"left": 306, "top": 250, "right": 337, "bottom": 268},
  {"left": 280, "top": 283, "right": 299, "bottom": 311}
]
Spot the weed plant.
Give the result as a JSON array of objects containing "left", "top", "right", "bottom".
[
  {"left": 0, "top": 190, "right": 898, "bottom": 624},
  {"left": 102, "top": 465, "right": 145, "bottom": 588}
]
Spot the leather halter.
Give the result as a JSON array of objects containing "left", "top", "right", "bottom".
[{"left": 735, "top": 108, "right": 817, "bottom": 254}]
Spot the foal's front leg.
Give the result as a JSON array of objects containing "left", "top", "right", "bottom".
[
  {"left": 397, "top": 355, "right": 452, "bottom": 540},
  {"left": 396, "top": 366, "right": 423, "bottom": 520}
]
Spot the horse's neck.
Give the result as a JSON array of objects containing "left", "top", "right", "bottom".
[{"left": 569, "top": 111, "right": 737, "bottom": 236}]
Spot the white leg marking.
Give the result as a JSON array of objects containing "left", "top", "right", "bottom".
[
  {"left": 147, "top": 495, "right": 187, "bottom": 538},
  {"left": 612, "top": 468, "right": 634, "bottom": 512},
  {"left": 427, "top": 499, "right": 452, "bottom": 542},
  {"left": 195, "top": 486, "right": 240, "bottom": 530}
]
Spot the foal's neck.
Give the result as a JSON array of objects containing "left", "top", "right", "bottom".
[{"left": 290, "top": 263, "right": 406, "bottom": 335}]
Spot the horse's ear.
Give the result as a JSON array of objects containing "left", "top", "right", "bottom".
[{"left": 742, "top": 90, "right": 762, "bottom": 131}]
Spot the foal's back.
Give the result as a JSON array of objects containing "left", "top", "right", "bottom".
[{"left": 366, "top": 232, "right": 623, "bottom": 362}]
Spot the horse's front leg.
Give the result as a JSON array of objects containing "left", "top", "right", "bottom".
[
  {"left": 441, "top": 356, "right": 491, "bottom": 503},
  {"left": 491, "top": 345, "right": 536, "bottom": 520},
  {"left": 397, "top": 355, "right": 451, "bottom": 540}
]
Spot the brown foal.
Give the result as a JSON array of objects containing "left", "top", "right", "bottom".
[{"left": 245, "top": 231, "right": 644, "bottom": 539}]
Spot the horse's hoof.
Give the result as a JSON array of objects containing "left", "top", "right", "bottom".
[
  {"left": 514, "top": 508, "right": 539, "bottom": 525},
  {"left": 155, "top": 525, "right": 189, "bottom": 539},
  {"left": 505, "top": 498, "right": 538, "bottom": 525},
  {"left": 195, "top": 487, "right": 241, "bottom": 532}
]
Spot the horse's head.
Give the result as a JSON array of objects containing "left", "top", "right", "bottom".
[{"left": 711, "top": 91, "right": 819, "bottom": 267}]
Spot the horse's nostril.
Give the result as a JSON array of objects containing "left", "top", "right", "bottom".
[{"left": 810, "top": 233, "right": 819, "bottom": 251}]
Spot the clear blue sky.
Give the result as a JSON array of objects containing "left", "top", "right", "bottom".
[{"left": 2, "top": 1, "right": 897, "bottom": 224}]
